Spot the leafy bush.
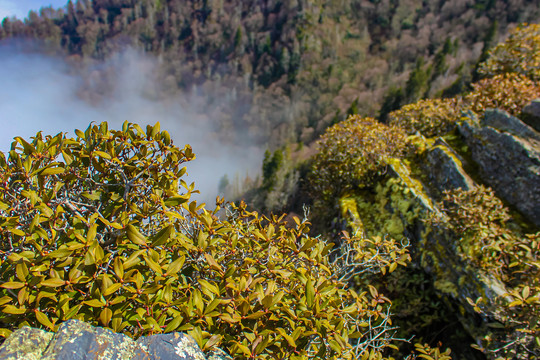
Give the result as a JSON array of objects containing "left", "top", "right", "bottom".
[
  {"left": 0, "top": 122, "right": 411, "bottom": 359},
  {"left": 465, "top": 73, "right": 540, "bottom": 117},
  {"left": 430, "top": 186, "right": 540, "bottom": 358},
  {"left": 310, "top": 116, "right": 409, "bottom": 204},
  {"left": 478, "top": 23, "right": 540, "bottom": 81},
  {"left": 387, "top": 98, "right": 463, "bottom": 138}
]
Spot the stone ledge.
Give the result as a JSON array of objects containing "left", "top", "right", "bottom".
[{"left": 0, "top": 320, "right": 232, "bottom": 360}]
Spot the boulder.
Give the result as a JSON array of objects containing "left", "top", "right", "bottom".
[
  {"left": 482, "top": 108, "right": 540, "bottom": 143},
  {"left": 522, "top": 99, "right": 540, "bottom": 132},
  {"left": 422, "top": 138, "right": 476, "bottom": 198},
  {"left": 0, "top": 320, "right": 232, "bottom": 360},
  {"left": 459, "top": 118, "right": 540, "bottom": 227}
]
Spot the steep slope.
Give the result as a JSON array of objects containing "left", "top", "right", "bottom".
[{"left": 272, "top": 23, "right": 540, "bottom": 359}]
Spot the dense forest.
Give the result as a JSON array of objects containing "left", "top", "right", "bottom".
[
  {"left": 1, "top": 0, "right": 539, "bottom": 147},
  {"left": 0, "top": 1, "right": 539, "bottom": 359}
]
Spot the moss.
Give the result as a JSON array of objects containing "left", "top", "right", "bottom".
[
  {"left": 340, "top": 195, "right": 364, "bottom": 234},
  {"left": 434, "top": 279, "right": 459, "bottom": 297}
]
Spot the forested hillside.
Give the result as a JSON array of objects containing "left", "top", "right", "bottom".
[{"left": 1, "top": 0, "right": 539, "bottom": 147}]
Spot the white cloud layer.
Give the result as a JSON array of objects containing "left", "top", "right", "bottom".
[{"left": 0, "top": 44, "right": 262, "bottom": 204}]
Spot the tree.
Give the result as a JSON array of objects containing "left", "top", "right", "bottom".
[{"left": 0, "top": 121, "right": 410, "bottom": 359}]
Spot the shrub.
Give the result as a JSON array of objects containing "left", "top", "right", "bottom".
[
  {"left": 478, "top": 23, "right": 540, "bottom": 81},
  {"left": 430, "top": 186, "right": 540, "bottom": 358},
  {"left": 0, "top": 121, "right": 410, "bottom": 359},
  {"left": 387, "top": 98, "right": 462, "bottom": 138},
  {"left": 310, "top": 116, "right": 409, "bottom": 204},
  {"left": 465, "top": 73, "right": 540, "bottom": 117}
]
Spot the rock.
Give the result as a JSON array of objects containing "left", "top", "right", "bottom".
[
  {"left": 0, "top": 327, "right": 53, "bottom": 360},
  {"left": 459, "top": 119, "right": 540, "bottom": 227},
  {"left": 482, "top": 108, "right": 540, "bottom": 143},
  {"left": 522, "top": 99, "right": 540, "bottom": 132},
  {"left": 422, "top": 138, "right": 476, "bottom": 197},
  {"left": 0, "top": 320, "right": 231, "bottom": 360}
]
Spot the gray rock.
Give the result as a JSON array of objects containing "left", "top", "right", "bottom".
[
  {"left": 459, "top": 120, "right": 540, "bottom": 227},
  {"left": 482, "top": 108, "right": 540, "bottom": 143},
  {"left": 522, "top": 99, "right": 540, "bottom": 132},
  {"left": 0, "top": 327, "right": 53, "bottom": 360},
  {"left": 423, "top": 138, "right": 476, "bottom": 197},
  {"left": 0, "top": 320, "right": 229, "bottom": 360},
  {"left": 41, "top": 320, "right": 136, "bottom": 360}
]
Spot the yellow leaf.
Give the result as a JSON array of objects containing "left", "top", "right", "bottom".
[
  {"left": 83, "top": 299, "right": 105, "bottom": 307},
  {"left": 204, "top": 253, "right": 223, "bottom": 273},
  {"left": 164, "top": 316, "right": 183, "bottom": 333},
  {"left": 36, "top": 310, "right": 54, "bottom": 330},
  {"left": 1, "top": 282, "right": 25, "bottom": 289},
  {"left": 126, "top": 225, "right": 147, "bottom": 246},
  {"left": 103, "top": 283, "right": 122, "bottom": 297},
  {"left": 522, "top": 286, "right": 530, "bottom": 299},
  {"left": 165, "top": 255, "right": 185, "bottom": 276},
  {"left": 40, "top": 278, "right": 66, "bottom": 288},
  {"left": 93, "top": 151, "right": 111, "bottom": 160},
  {"left": 40, "top": 166, "right": 65, "bottom": 176},
  {"left": 100, "top": 308, "right": 113, "bottom": 326},
  {"left": 143, "top": 255, "right": 163, "bottom": 275},
  {"left": 2, "top": 305, "right": 26, "bottom": 315}
]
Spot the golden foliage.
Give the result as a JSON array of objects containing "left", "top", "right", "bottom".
[
  {"left": 465, "top": 73, "right": 540, "bottom": 116},
  {"left": 310, "top": 116, "right": 409, "bottom": 202},
  {"left": 0, "top": 121, "right": 411, "bottom": 359},
  {"left": 478, "top": 23, "right": 540, "bottom": 80},
  {"left": 432, "top": 186, "right": 540, "bottom": 358},
  {"left": 387, "top": 98, "right": 462, "bottom": 137}
]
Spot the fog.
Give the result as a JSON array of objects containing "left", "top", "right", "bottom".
[{"left": 0, "top": 43, "right": 263, "bottom": 205}]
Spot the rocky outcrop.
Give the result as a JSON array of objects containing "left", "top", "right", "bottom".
[
  {"left": 0, "top": 320, "right": 232, "bottom": 360},
  {"left": 522, "top": 98, "right": 540, "bottom": 132},
  {"left": 481, "top": 108, "right": 540, "bottom": 143},
  {"left": 459, "top": 111, "right": 540, "bottom": 227},
  {"left": 338, "top": 109, "right": 540, "bottom": 357},
  {"left": 422, "top": 138, "right": 476, "bottom": 197}
]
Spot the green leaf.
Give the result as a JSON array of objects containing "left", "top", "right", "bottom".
[
  {"left": 93, "top": 151, "right": 111, "bottom": 160},
  {"left": 164, "top": 316, "right": 183, "bottom": 333},
  {"left": 47, "top": 248, "right": 73, "bottom": 259},
  {"left": 126, "top": 225, "right": 148, "bottom": 246},
  {"left": 36, "top": 310, "right": 54, "bottom": 329},
  {"left": 306, "top": 279, "right": 315, "bottom": 308},
  {"left": 1, "top": 282, "right": 25, "bottom": 290},
  {"left": 276, "top": 328, "right": 296, "bottom": 347},
  {"left": 204, "top": 253, "right": 223, "bottom": 273},
  {"left": 100, "top": 308, "right": 113, "bottom": 326},
  {"left": 151, "top": 225, "right": 173, "bottom": 246},
  {"left": 0, "top": 297, "right": 12, "bottom": 306},
  {"left": 40, "top": 278, "right": 66, "bottom": 288},
  {"left": 83, "top": 299, "right": 106, "bottom": 307},
  {"left": 103, "top": 283, "right": 122, "bottom": 297},
  {"left": 203, "top": 334, "right": 222, "bottom": 351},
  {"left": 165, "top": 255, "right": 185, "bottom": 276},
  {"left": 143, "top": 255, "right": 162, "bottom": 275},
  {"left": 245, "top": 311, "right": 266, "bottom": 320},
  {"left": 198, "top": 279, "right": 219, "bottom": 296},
  {"left": 220, "top": 313, "right": 241, "bottom": 323},
  {"left": 164, "top": 195, "right": 189, "bottom": 207},
  {"left": 8, "top": 229, "right": 25, "bottom": 237},
  {"left": 40, "top": 166, "right": 65, "bottom": 176},
  {"left": 2, "top": 305, "right": 26, "bottom": 315},
  {"left": 123, "top": 250, "right": 144, "bottom": 269}
]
